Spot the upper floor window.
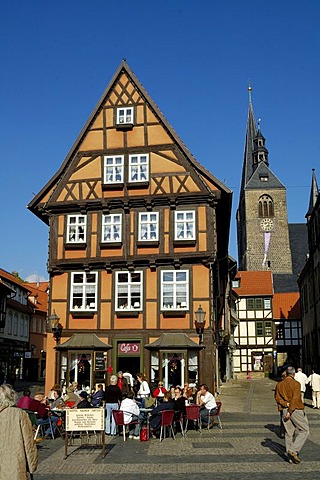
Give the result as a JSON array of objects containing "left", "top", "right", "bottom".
[
  {"left": 102, "top": 214, "right": 122, "bottom": 243},
  {"left": 70, "top": 272, "right": 97, "bottom": 311},
  {"left": 115, "top": 271, "right": 143, "bottom": 311},
  {"left": 117, "top": 107, "right": 134, "bottom": 125},
  {"left": 247, "top": 297, "right": 271, "bottom": 311},
  {"left": 67, "top": 214, "right": 86, "bottom": 243},
  {"left": 104, "top": 156, "right": 124, "bottom": 184},
  {"left": 175, "top": 211, "right": 195, "bottom": 240},
  {"left": 161, "top": 270, "right": 189, "bottom": 310},
  {"left": 258, "top": 194, "right": 274, "bottom": 217},
  {"left": 129, "top": 154, "right": 149, "bottom": 182},
  {"left": 138, "top": 212, "right": 159, "bottom": 241}
]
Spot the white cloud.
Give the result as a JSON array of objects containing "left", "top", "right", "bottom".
[{"left": 25, "top": 273, "right": 48, "bottom": 283}]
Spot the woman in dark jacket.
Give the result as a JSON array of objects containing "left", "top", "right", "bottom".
[
  {"left": 149, "top": 392, "right": 174, "bottom": 435},
  {"left": 105, "top": 375, "right": 122, "bottom": 435}
]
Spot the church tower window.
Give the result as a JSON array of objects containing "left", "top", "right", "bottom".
[{"left": 258, "top": 195, "right": 274, "bottom": 218}]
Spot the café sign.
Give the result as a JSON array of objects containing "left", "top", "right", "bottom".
[{"left": 118, "top": 342, "right": 140, "bottom": 355}]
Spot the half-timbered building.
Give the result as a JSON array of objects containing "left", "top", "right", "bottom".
[{"left": 28, "top": 61, "right": 232, "bottom": 393}]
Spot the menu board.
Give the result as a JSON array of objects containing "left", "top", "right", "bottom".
[
  {"left": 66, "top": 409, "right": 105, "bottom": 431},
  {"left": 95, "top": 352, "right": 106, "bottom": 371}
]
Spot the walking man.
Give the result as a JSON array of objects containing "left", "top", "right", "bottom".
[
  {"left": 307, "top": 369, "right": 320, "bottom": 408},
  {"left": 275, "top": 366, "right": 309, "bottom": 464},
  {"left": 294, "top": 368, "right": 309, "bottom": 403}
]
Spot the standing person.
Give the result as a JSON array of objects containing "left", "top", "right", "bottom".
[
  {"left": 294, "top": 368, "right": 309, "bottom": 403},
  {"left": 117, "top": 371, "right": 129, "bottom": 396},
  {"left": 196, "top": 384, "right": 217, "bottom": 426},
  {"left": 275, "top": 371, "right": 287, "bottom": 439},
  {"left": 136, "top": 373, "right": 150, "bottom": 407},
  {"left": 275, "top": 366, "right": 309, "bottom": 464},
  {"left": 0, "top": 384, "right": 38, "bottom": 480},
  {"left": 105, "top": 375, "right": 122, "bottom": 435},
  {"left": 307, "top": 369, "right": 320, "bottom": 409},
  {"left": 123, "top": 371, "right": 133, "bottom": 390}
]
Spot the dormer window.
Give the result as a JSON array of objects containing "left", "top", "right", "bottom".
[
  {"left": 117, "top": 107, "right": 134, "bottom": 125},
  {"left": 259, "top": 175, "right": 269, "bottom": 182}
]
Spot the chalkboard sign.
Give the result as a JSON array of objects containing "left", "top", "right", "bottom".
[{"left": 95, "top": 352, "right": 106, "bottom": 371}]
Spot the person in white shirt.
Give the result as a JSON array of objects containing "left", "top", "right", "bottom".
[
  {"left": 294, "top": 368, "right": 309, "bottom": 403},
  {"left": 307, "top": 370, "right": 320, "bottom": 409},
  {"left": 196, "top": 384, "right": 217, "bottom": 426},
  {"left": 120, "top": 392, "right": 141, "bottom": 439},
  {"left": 136, "top": 373, "right": 151, "bottom": 408}
]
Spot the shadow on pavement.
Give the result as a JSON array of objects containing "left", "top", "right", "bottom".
[{"left": 261, "top": 437, "right": 288, "bottom": 462}]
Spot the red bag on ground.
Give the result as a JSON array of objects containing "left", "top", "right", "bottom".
[{"left": 140, "top": 426, "right": 149, "bottom": 441}]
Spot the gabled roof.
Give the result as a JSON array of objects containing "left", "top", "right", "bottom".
[
  {"left": 273, "top": 292, "right": 301, "bottom": 319},
  {"left": 245, "top": 161, "right": 285, "bottom": 190},
  {"left": 25, "top": 283, "right": 48, "bottom": 314},
  {"left": 0, "top": 268, "right": 30, "bottom": 293},
  {"left": 28, "top": 60, "right": 231, "bottom": 223},
  {"left": 233, "top": 270, "right": 273, "bottom": 296}
]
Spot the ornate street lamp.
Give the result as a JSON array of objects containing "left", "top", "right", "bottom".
[
  {"left": 194, "top": 305, "right": 206, "bottom": 344},
  {"left": 47, "top": 310, "right": 63, "bottom": 343}
]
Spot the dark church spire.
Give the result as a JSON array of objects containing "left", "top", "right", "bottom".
[
  {"left": 306, "top": 168, "right": 319, "bottom": 219},
  {"left": 240, "top": 85, "right": 257, "bottom": 192},
  {"left": 252, "top": 119, "right": 269, "bottom": 168}
]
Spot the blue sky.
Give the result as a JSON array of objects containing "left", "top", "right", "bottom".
[{"left": 1, "top": 0, "right": 320, "bottom": 281}]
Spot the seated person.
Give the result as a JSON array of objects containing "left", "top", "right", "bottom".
[
  {"left": 183, "top": 383, "right": 193, "bottom": 400},
  {"left": 120, "top": 391, "right": 141, "bottom": 439},
  {"left": 196, "top": 384, "right": 217, "bottom": 426},
  {"left": 77, "top": 391, "right": 92, "bottom": 408},
  {"left": 33, "top": 392, "right": 59, "bottom": 439},
  {"left": 173, "top": 386, "right": 186, "bottom": 420},
  {"left": 50, "top": 388, "right": 65, "bottom": 409},
  {"left": 64, "top": 384, "right": 81, "bottom": 407},
  {"left": 149, "top": 392, "right": 174, "bottom": 437},
  {"left": 153, "top": 381, "right": 167, "bottom": 400},
  {"left": 48, "top": 383, "right": 61, "bottom": 403},
  {"left": 91, "top": 384, "right": 105, "bottom": 406},
  {"left": 17, "top": 388, "right": 38, "bottom": 410}
]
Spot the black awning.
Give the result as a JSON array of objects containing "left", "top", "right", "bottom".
[
  {"left": 55, "top": 333, "right": 112, "bottom": 351},
  {"left": 145, "top": 333, "right": 204, "bottom": 350}
]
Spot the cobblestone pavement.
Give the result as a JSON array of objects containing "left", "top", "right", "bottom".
[{"left": 32, "top": 378, "right": 320, "bottom": 480}]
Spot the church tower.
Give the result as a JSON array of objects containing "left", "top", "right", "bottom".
[{"left": 237, "top": 87, "right": 293, "bottom": 274}]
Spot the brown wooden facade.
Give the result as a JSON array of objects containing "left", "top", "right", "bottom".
[{"left": 28, "top": 61, "right": 232, "bottom": 394}]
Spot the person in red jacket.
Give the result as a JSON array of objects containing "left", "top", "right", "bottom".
[{"left": 153, "top": 381, "right": 167, "bottom": 400}]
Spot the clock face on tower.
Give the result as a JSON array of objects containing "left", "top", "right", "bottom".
[{"left": 260, "top": 218, "right": 273, "bottom": 231}]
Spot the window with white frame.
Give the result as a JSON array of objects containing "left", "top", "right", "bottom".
[
  {"left": 175, "top": 211, "right": 195, "bottom": 240},
  {"left": 67, "top": 214, "right": 87, "bottom": 243},
  {"left": 117, "top": 107, "right": 134, "bottom": 125},
  {"left": 161, "top": 270, "right": 189, "bottom": 310},
  {"left": 138, "top": 212, "right": 159, "bottom": 241},
  {"left": 104, "top": 156, "right": 124, "bottom": 184},
  {"left": 70, "top": 272, "right": 98, "bottom": 311},
  {"left": 115, "top": 271, "right": 143, "bottom": 311},
  {"left": 129, "top": 154, "right": 149, "bottom": 182},
  {"left": 102, "top": 214, "right": 122, "bottom": 243}
]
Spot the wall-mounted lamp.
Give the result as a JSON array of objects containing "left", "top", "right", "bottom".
[
  {"left": 47, "top": 310, "right": 63, "bottom": 343},
  {"left": 194, "top": 305, "right": 206, "bottom": 344}
]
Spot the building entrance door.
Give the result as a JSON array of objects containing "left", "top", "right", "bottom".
[{"left": 162, "top": 352, "right": 185, "bottom": 388}]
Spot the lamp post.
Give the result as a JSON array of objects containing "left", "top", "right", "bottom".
[
  {"left": 194, "top": 305, "right": 206, "bottom": 345},
  {"left": 47, "top": 310, "right": 63, "bottom": 344}
]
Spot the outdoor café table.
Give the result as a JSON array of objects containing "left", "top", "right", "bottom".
[{"left": 139, "top": 408, "right": 153, "bottom": 430}]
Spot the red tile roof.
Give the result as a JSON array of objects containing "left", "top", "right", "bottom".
[
  {"left": 273, "top": 292, "right": 301, "bottom": 319},
  {"left": 233, "top": 271, "right": 273, "bottom": 296},
  {"left": 25, "top": 283, "right": 48, "bottom": 314}
]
